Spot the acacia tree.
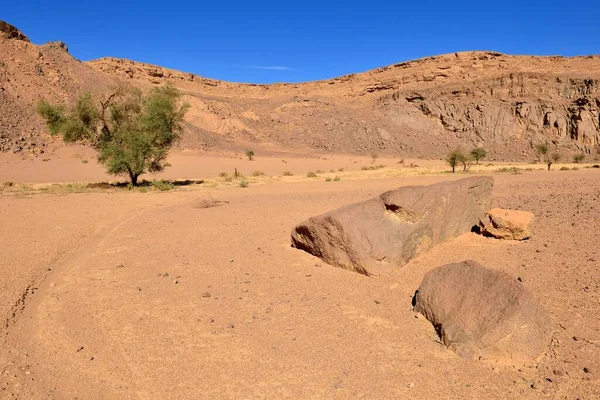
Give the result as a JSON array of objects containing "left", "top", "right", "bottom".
[
  {"left": 470, "top": 147, "right": 487, "bottom": 164},
  {"left": 446, "top": 149, "right": 469, "bottom": 173},
  {"left": 37, "top": 83, "right": 188, "bottom": 185},
  {"left": 535, "top": 142, "right": 560, "bottom": 171}
]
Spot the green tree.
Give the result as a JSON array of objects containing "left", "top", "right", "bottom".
[
  {"left": 573, "top": 153, "right": 585, "bottom": 163},
  {"left": 37, "top": 83, "right": 188, "bottom": 186},
  {"left": 470, "top": 147, "right": 487, "bottom": 164},
  {"left": 246, "top": 149, "right": 255, "bottom": 161},
  {"left": 446, "top": 149, "right": 468, "bottom": 173}
]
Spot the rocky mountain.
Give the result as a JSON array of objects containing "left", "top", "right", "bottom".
[{"left": 1, "top": 20, "right": 599, "bottom": 159}]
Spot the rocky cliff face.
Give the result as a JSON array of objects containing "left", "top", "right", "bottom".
[
  {"left": 1, "top": 20, "right": 599, "bottom": 159},
  {"left": 381, "top": 72, "right": 600, "bottom": 158}
]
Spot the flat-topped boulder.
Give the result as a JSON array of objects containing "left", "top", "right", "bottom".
[
  {"left": 291, "top": 177, "right": 493, "bottom": 275},
  {"left": 479, "top": 208, "right": 534, "bottom": 240},
  {"left": 413, "top": 260, "right": 552, "bottom": 362}
]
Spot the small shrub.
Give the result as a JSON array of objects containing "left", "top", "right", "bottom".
[
  {"left": 329, "top": 169, "right": 335, "bottom": 173},
  {"left": 325, "top": 177, "right": 332, "bottom": 182},
  {"left": 333, "top": 176, "right": 341, "bottom": 181},
  {"left": 338, "top": 167, "right": 345, "bottom": 172},
  {"left": 560, "top": 166, "right": 570, "bottom": 171},
  {"left": 81, "top": 159, "right": 88, "bottom": 164},
  {"left": 224, "top": 176, "right": 233, "bottom": 182},
  {"left": 316, "top": 169, "right": 324, "bottom": 173},
  {"left": 408, "top": 163, "right": 419, "bottom": 168},
  {"left": 252, "top": 170, "right": 265, "bottom": 177},
  {"left": 219, "top": 172, "right": 228, "bottom": 177},
  {"left": 307, "top": 171, "right": 317, "bottom": 177},
  {"left": 239, "top": 180, "right": 249, "bottom": 188},
  {"left": 572, "top": 166, "right": 579, "bottom": 170},
  {"left": 495, "top": 167, "right": 522, "bottom": 174},
  {"left": 42, "top": 158, "right": 51, "bottom": 162},
  {"left": 282, "top": 159, "right": 287, "bottom": 163},
  {"left": 573, "top": 153, "right": 585, "bottom": 163},
  {"left": 245, "top": 150, "right": 255, "bottom": 161},
  {"left": 397, "top": 159, "right": 405, "bottom": 165},
  {"left": 282, "top": 171, "right": 293, "bottom": 176}
]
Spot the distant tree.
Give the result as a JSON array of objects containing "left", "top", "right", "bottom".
[
  {"left": 470, "top": 147, "right": 487, "bottom": 165},
  {"left": 446, "top": 149, "right": 469, "bottom": 173},
  {"left": 573, "top": 153, "right": 585, "bottom": 164},
  {"left": 371, "top": 153, "right": 379, "bottom": 164},
  {"left": 37, "top": 83, "right": 188, "bottom": 186},
  {"left": 535, "top": 143, "right": 560, "bottom": 171},
  {"left": 246, "top": 149, "right": 255, "bottom": 161}
]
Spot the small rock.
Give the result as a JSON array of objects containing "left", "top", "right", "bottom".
[
  {"left": 553, "top": 369, "right": 564, "bottom": 376},
  {"left": 407, "top": 382, "right": 414, "bottom": 388},
  {"left": 583, "top": 367, "right": 591, "bottom": 374},
  {"left": 227, "top": 323, "right": 235, "bottom": 329},
  {"left": 173, "top": 280, "right": 179, "bottom": 285},
  {"left": 162, "top": 272, "right": 169, "bottom": 277},
  {"left": 201, "top": 292, "right": 211, "bottom": 298},
  {"left": 208, "top": 318, "right": 214, "bottom": 323},
  {"left": 374, "top": 300, "right": 381, "bottom": 304}
]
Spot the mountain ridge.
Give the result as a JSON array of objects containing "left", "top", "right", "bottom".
[{"left": 1, "top": 20, "right": 599, "bottom": 160}]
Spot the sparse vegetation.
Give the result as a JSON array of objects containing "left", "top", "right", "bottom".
[
  {"left": 333, "top": 176, "right": 341, "bottom": 181},
  {"left": 316, "top": 169, "right": 324, "bottom": 173},
  {"left": 151, "top": 180, "right": 175, "bottom": 191},
  {"left": 573, "top": 153, "right": 585, "bottom": 164},
  {"left": 337, "top": 167, "right": 345, "bottom": 172},
  {"left": 245, "top": 150, "right": 255, "bottom": 161},
  {"left": 495, "top": 167, "right": 522, "bottom": 174},
  {"left": 560, "top": 166, "right": 570, "bottom": 171},
  {"left": 81, "top": 159, "right": 88, "bottom": 164},
  {"left": 233, "top": 168, "right": 243, "bottom": 178},
  {"left": 397, "top": 159, "right": 405, "bottom": 166},
  {"left": 307, "top": 171, "right": 317, "bottom": 177},
  {"left": 470, "top": 148, "right": 487, "bottom": 164},
  {"left": 282, "top": 171, "right": 293, "bottom": 176},
  {"left": 36, "top": 83, "right": 188, "bottom": 186},
  {"left": 371, "top": 153, "right": 379, "bottom": 164},
  {"left": 325, "top": 177, "right": 332, "bottom": 182},
  {"left": 361, "top": 164, "right": 386, "bottom": 171},
  {"left": 251, "top": 170, "right": 265, "bottom": 177},
  {"left": 239, "top": 180, "right": 249, "bottom": 188}
]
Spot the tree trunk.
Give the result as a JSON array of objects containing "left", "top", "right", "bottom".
[
  {"left": 452, "top": 165, "right": 455, "bottom": 173},
  {"left": 130, "top": 173, "right": 140, "bottom": 186},
  {"left": 547, "top": 162, "right": 551, "bottom": 171}
]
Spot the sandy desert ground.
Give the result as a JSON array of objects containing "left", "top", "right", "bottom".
[{"left": 1, "top": 152, "right": 599, "bottom": 399}]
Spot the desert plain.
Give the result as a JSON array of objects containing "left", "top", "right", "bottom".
[{"left": 0, "top": 150, "right": 599, "bottom": 399}]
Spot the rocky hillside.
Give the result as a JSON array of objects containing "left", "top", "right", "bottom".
[{"left": 1, "top": 20, "right": 599, "bottom": 159}]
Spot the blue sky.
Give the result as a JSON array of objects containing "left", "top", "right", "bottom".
[{"left": 3, "top": 1, "right": 600, "bottom": 83}]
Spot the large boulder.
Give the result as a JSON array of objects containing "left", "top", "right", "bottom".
[
  {"left": 413, "top": 260, "right": 552, "bottom": 362},
  {"left": 291, "top": 177, "right": 493, "bottom": 275},
  {"left": 479, "top": 208, "right": 534, "bottom": 240}
]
